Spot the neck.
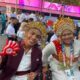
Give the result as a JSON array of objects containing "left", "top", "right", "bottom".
[
  {"left": 24, "top": 47, "right": 31, "bottom": 54},
  {"left": 62, "top": 40, "right": 74, "bottom": 47},
  {"left": 24, "top": 44, "right": 31, "bottom": 51}
]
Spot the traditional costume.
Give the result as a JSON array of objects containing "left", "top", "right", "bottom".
[
  {"left": 0, "top": 21, "right": 47, "bottom": 80},
  {"left": 42, "top": 17, "right": 80, "bottom": 80}
]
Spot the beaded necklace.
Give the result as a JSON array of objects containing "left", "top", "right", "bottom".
[
  {"left": 53, "top": 40, "right": 74, "bottom": 69},
  {"left": 61, "top": 42, "right": 74, "bottom": 68}
]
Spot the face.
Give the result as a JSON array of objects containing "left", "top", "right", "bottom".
[
  {"left": 10, "top": 19, "right": 17, "bottom": 24},
  {"left": 23, "top": 28, "right": 41, "bottom": 47},
  {"left": 60, "top": 29, "right": 74, "bottom": 45}
]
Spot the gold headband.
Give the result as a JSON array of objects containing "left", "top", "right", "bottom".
[
  {"left": 25, "top": 21, "right": 47, "bottom": 38},
  {"left": 54, "top": 17, "right": 75, "bottom": 36}
]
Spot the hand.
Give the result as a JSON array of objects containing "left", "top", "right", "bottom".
[
  {"left": 28, "top": 72, "right": 37, "bottom": 80},
  {"left": 42, "top": 66, "right": 48, "bottom": 73}
]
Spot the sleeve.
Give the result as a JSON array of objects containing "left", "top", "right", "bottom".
[
  {"left": 0, "top": 55, "right": 8, "bottom": 70},
  {"left": 42, "top": 42, "right": 56, "bottom": 66}
]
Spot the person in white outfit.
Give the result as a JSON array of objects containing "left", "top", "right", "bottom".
[
  {"left": 42, "top": 17, "right": 80, "bottom": 80},
  {"left": 5, "top": 17, "right": 18, "bottom": 40}
]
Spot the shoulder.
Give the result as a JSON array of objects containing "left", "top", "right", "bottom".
[
  {"left": 74, "top": 39, "right": 80, "bottom": 46},
  {"left": 45, "top": 41, "right": 57, "bottom": 50},
  {"left": 31, "top": 46, "right": 42, "bottom": 58},
  {"left": 43, "top": 42, "right": 56, "bottom": 54},
  {"left": 34, "top": 46, "right": 42, "bottom": 53}
]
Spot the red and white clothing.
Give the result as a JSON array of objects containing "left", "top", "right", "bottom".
[{"left": 42, "top": 39, "right": 80, "bottom": 80}]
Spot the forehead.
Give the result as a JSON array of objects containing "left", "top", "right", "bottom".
[
  {"left": 27, "top": 28, "right": 41, "bottom": 35},
  {"left": 61, "top": 29, "right": 73, "bottom": 34}
]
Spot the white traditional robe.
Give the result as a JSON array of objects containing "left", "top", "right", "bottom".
[{"left": 42, "top": 39, "right": 80, "bottom": 80}]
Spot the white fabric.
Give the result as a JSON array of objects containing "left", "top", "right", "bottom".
[
  {"left": 77, "top": 22, "right": 80, "bottom": 27},
  {"left": 50, "top": 34, "right": 58, "bottom": 42},
  {"left": 17, "top": 30, "right": 24, "bottom": 39},
  {"left": 18, "top": 13, "right": 28, "bottom": 23},
  {"left": 10, "top": 13, "right": 17, "bottom": 18},
  {"left": 5, "top": 24, "right": 15, "bottom": 36},
  {"left": 28, "top": 13, "right": 37, "bottom": 21},
  {"left": 11, "top": 49, "right": 32, "bottom": 80},
  {"left": 42, "top": 39, "right": 80, "bottom": 80}
]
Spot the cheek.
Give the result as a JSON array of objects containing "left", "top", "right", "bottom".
[
  {"left": 62, "top": 36, "right": 74, "bottom": 42},
  {"left": 69, "top": 35, "right": 74, "bottom": 39},
  {"left": 23, "top": 35, "right": 30, "bottom": 43},
  {"left": 25, "top": 34, "right": 32, "bottom": 40}
]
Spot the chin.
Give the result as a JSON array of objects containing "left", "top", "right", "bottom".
[
  {"left": 29, "top": 43, "right": 35, "bottom": 46},
  {"left": 65, "top": 42, "right": 71, "bottom": 45}
]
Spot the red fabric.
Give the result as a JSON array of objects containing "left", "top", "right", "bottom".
[
  {"left": 43, "top": 73, "right": 46, "bottom": 80},
  {"left": 46, "top": 20, "right": 53, "bottom": 26},
  {"left": 53, "top": 40, "right": 62, "bottom": 54},
  {"left": 53, "top": 40, "right": 63, "bottom": 62}
]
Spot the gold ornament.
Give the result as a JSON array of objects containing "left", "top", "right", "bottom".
[
  {"left": 54, "top": 17, "right": 76, "bottom": 36},
  {"left": 23, "top": 21, "right": 47, "bottom": 49},
  {"left": 26, "top": 21, "right": 47, "bottom": 39}
]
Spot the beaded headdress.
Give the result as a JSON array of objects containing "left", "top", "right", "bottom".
[
  {"left": 24, "top": 21, "right": 47, "bottom": 39},
  {"left": 54, "top": 17, "right": 75, "bottom": 36}
]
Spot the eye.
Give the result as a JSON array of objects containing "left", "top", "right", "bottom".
[
  {"left": 36, "top": 35, "right": 41, "bottom": 39},
  {"left": 31, "top": 32, "right": 35, "bottom": 35},
  {"left": 29, "top": 31, "right": 35, "bottom": 35}
]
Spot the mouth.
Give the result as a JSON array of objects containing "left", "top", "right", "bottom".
[{"left": 29, "top": 40, "right": 36, "bottom": 45}]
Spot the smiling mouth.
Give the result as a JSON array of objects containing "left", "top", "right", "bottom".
[{"left": 30, "top": 40, "right": 36, "bottom": 44}]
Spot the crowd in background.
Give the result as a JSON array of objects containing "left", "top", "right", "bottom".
[{"left": 0, "top": 9, "right": 80, "bottom": 43}]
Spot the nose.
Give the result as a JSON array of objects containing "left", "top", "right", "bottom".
[
  {"left": 32, "top": 35, "right": 37, "bottom": 41},
  {"left": 64, "top": 35, "right": 69, "bottom": 38}
]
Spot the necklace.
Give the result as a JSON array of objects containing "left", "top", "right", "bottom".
[
  {"left": 61, "top": 42, "right": 74, "bottom": 69},
  {"left": 53, "top": 40, "right": 74, "bottom": 69}
]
